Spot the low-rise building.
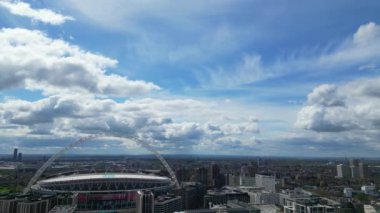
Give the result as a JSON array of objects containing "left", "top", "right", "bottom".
[
  {"left": 343, "top": 188, "right": 352, "bottom": 198},
  {"left": 254, "top": 204, "right": 280, "bottom": 213},
  {"left": 363, "top": 205, "right": 376, "bottom": 213},
  {"left": 361, "top": 185, "right": 377, "bottom": 196},
  {"left": 174, "top": 200, "right": 260, "bottom": 213},
  {"left": 255, "top": 174, "right": 276, "bottom": 193},
  {"left": 203, "top": 187, "right": 250, "bottom": 208},
  {"left": 278, "top": 188, "right": 312, "bottom": 206},
  {"left": 284, "top": 197, "right": 336, "bottom": 213}
]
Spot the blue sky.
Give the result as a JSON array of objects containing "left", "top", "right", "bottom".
[{"left": 0, "top": 0, "right": 380, "bottom": 157}]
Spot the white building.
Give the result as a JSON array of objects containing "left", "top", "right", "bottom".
[
  {"left": 255, "top": 174, "right": 276, "bottom": 193},
  {"left": 336, "top": 164, "right": 350, "bottom": 179},
  {"left": 343, "top": 188, "right": 352, "bottom": 198},
  {"left": 363, "top": 205, "right": 377, "bottom": 213},
  {"left": 361, "top": 185, "right": 377, "bottom": 195}
]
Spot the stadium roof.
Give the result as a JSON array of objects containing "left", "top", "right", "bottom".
[{"left": 39, "top": 173, "right": 170, "bottom": 183}]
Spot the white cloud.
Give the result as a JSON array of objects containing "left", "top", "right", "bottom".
[
  {"left": 306, "top": 84, "right": 345, "bottom": 107},
  {"left": 58, "top": 0, "right": 232, "bottom": 32},
  {"left": 345, "top": 77, "right": 380, "bottom": 98},
  {"left": 290, "top": 23, "right": 380, "bottom": 150},
  {"left": 0, "top": 28, "right": 159, "bottom": 96},
  {"left": 296, "top": 77, "right": 380, "bottom": 134},
  {"left": 206, "top": 54, "right": 270, "bottom": 87},
  {"left": 295, "top": 105, "right": 358, "bottom": 132},
  {"left": 353, "top": 22, "right": 380, "bottom": 45},
  {"left": 55, "top": 0, "right": 251, "bottom": 66},
  {"left": 0, "top": 95, "right": 261, "bottom": 153},
  {"left": 204, "top": 22, "right": 380, "bottom": 88},
  {"left": 0, "top": 0, "right": 74, "bottom": 25}
]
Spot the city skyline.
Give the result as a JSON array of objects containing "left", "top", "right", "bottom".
[{"left": 1, "top": 0, "right": 380, "bottom": 157}]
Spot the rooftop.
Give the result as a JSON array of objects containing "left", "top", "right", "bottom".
[
  {"left": 38, "top": 173, "right": 170, "bottom": 183},
  {"left": 49, "top": 205, "right": 76, "bottom": 213}
]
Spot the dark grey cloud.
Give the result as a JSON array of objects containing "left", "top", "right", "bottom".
[{"left": 9, "top": 97, "right": 80, "bottom": 125}]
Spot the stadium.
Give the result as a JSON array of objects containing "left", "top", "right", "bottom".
[{"left": 30, "top": 173, "right": 173, "bottom": 211}]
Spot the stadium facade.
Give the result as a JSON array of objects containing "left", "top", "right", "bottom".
[{"left": 30, "top": 173, "right": 173, "bottom": 212}]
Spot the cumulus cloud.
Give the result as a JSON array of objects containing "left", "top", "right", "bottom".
[
  {"left": 0, "top": 0, "right": 74, "bottom": 25},
  {"left": 353, "top": 22, "right": 380, "bottom": 45},
  {"left": 346, "top": 78, "right": 380, "bottom": 98},
  {"left": 0, "top": 28, "right": 159, "bottom": 96},
  {"left": 0, "top": 95, "right": 261, "bottom": 152},
  {"left": 295, "top": 84, "right": 357, "bottom": 131},
  {"left": 306, "top": 84, "right": 345, "bottom": 107},
  {"left": 296, "top": 76, "right": 380, "bottom": 133},
  {"left": 295, "top": 105, "right": 357, "bottom": 132}
]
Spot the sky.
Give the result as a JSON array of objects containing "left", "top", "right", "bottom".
[{"left": 0, "top": 0, "right": 380, "bottom": 157}]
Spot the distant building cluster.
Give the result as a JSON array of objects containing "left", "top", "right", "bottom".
[
  {"left": 0, "top": 156, "right": 379, "bottom": 212},
  {"left": 12, "top": 148, "right": 22, "bottom": 162},
  {"left": 336, "top": 159, "right": 369, "bottom": 179}
]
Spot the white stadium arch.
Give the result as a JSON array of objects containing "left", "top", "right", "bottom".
[{"left": 23, "top": 134, "right": 180, "bottom": 194}]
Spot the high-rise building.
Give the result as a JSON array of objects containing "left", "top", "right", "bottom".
[
  {"left": 154, "top": 195, "right": 182, "bottom": 213},
  {"left": 349, "top": 159, "right": 359, "bottom": 168},
  {"left": 0, "top": 194, "right": 27, "bottom": 213},
  {"left": 241, "top": 164, "right": 250, "bottom": 177},
  {"left": 17, "top": 199, "right": 50, "bottom": 213},
  {"left": 13, "top": 148, "right": 18, "bottom": 161},
  {"left": 351, "top": 167, "right": 360, "bottom": 179},
  {"left": 179, "top": 182, "right": 206, "bottom": 210},
  {"left": 18, "top": 153, "right": 22, "bottom": 162},
  {"left": 336, "top": 164, "right": 350, "bottom": 178},
  {"left": 349, "top": 159, "right": 360, "bottom": 179},
  {"left": 175, "top": 168, "right": 189, "bottom": 183},
  {"left": 195, "top": 167, "right": 209, "bottom": 186},
  {"left": 241, "top": 163, "right": 258, "bottom": 177},
  {"left": 249, "top": 162, "right": 258, "bottom": 176},
  {"left": 359, "top": 162, "right": 369, "bottom": 179},
  {"left": 255, "top": 174, "right": 276, "bottom": 193},
  {"left": 207, "top": 163, "right": 221, "bottom": 187},
  {"left": 136, "top": 190, "right": 154, "bottom": 213}
]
